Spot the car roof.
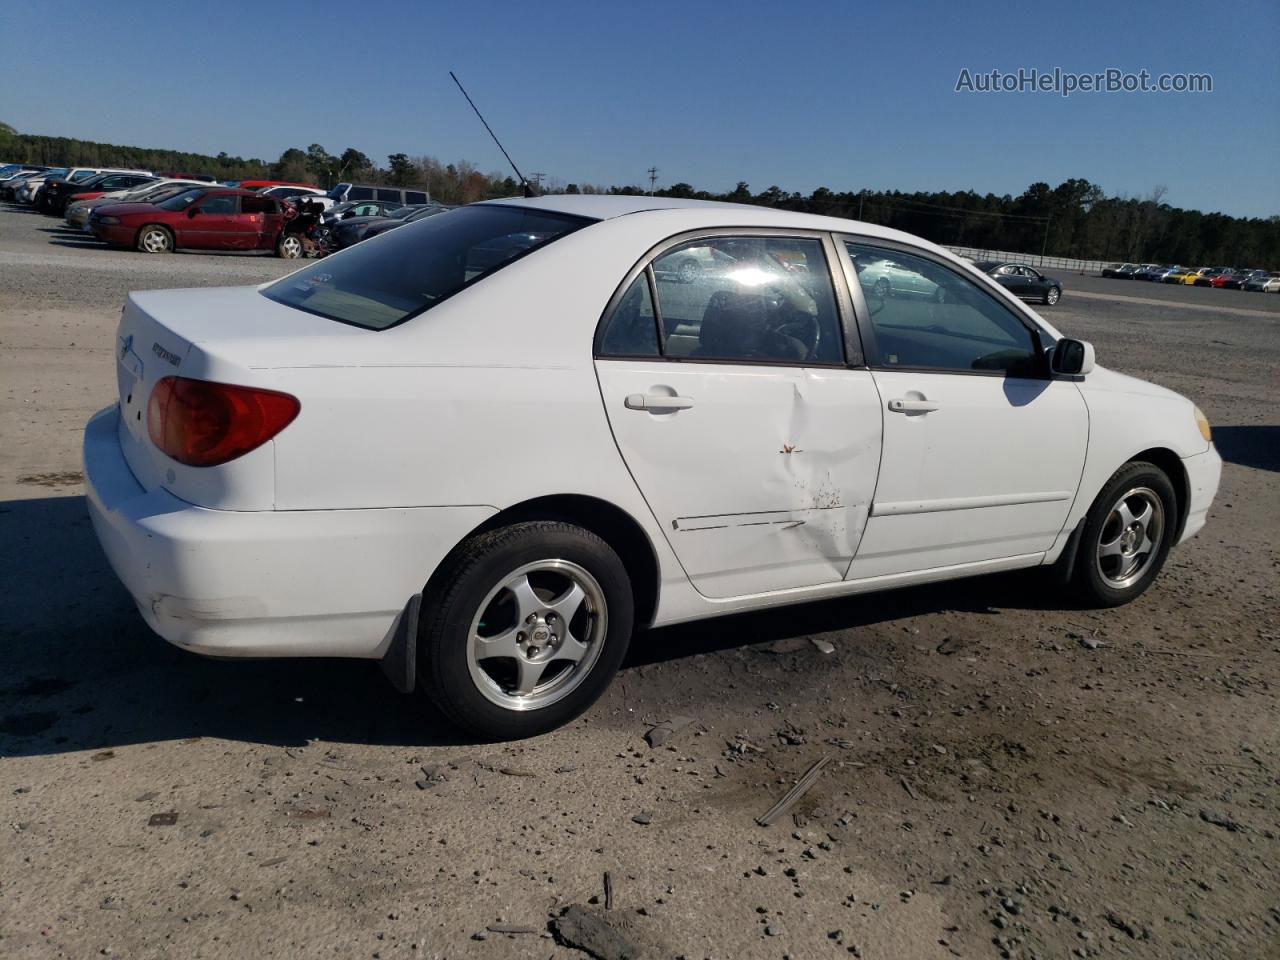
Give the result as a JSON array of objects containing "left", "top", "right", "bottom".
[{"left": 476, "top": 194, "right": 936, "bottom": 246}]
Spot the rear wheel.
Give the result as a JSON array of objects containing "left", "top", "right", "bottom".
[
  {"left": 1071, "top": 461, "right": 1177, "bottom": 607},
  {"left": 1044, "top": 286, "right": 1061, "bottom": 305},
  {"left": 136, "top": 225, "right": 173, "bottom": 254},
  {"left": 419, "top": 521, "right": 634, "bottom": 739}
]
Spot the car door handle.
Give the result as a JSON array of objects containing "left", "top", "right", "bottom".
[
  {"left": 625, "top": 393, "right": 694, "bottom": 411},
  {"left": 887, "top": 398, "right": 939, "bottom": 413}
]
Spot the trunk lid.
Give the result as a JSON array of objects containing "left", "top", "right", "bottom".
[{"left": 114, "top": 285, "right": 368, "bottom": 508}]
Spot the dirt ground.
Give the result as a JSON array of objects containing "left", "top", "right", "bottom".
[{"left": 1, "top": 203, "right": 1277, "bottom": 960}]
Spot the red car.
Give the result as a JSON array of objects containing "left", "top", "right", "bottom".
[
  {"left": 88, "top": 187, "right": 301, "bottom": 256},
  {"left": 235, "top": 179, "right": 319, "bottom": 191}
]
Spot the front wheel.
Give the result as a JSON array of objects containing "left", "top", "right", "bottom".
[
  {"left": 136, "top": 225, "right": 173, "bottom": 254},
  {"left": 1044, "top": 286, "right": 1061, "bottom": 305},
  {"left": 419, "top": 521, "right": 634, "bottom": 739},
  {"left": 1071, "top": 461, "right": 1177, "bottom": 607},
  {"left": 276, "top": 233, "right": 304, "bottom": 259}
]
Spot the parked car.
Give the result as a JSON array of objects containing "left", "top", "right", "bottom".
[
  {"left": 328, "top": 203, "right": 432, "bottom": 249},
  {"left": 65, "top": 180, "right": 210, "bottom": 228},
  {"left": 1150, "top": 266, "right": 1186, "bottom": 282},
  {"left": 26, "top": 167, "right": 149, "bottom": 206},
  {"left": 1221, "top": 269, "right": 1265, "bottom": 289},
  {"left": 256, "top": 185, "right": 335, "bottom": 210},
  {"left": 322, "top": 199, "right": 402, "bottom": 224},
  {"left": 1190, "top": 267, "right": 1225, "bottom": 287},
  {"left": 1243, "top": 272, "right": 1280, "bottom": 292},
  {"left": 325, "top": 182, "right": 430, "bottom": 206},
  {"left": 974, "top": 261, "right": 1063, "bottom": 304},
  {"left": 1101, "top": 262, "right": 1133, "bottom": 278},
  {"left": 233, "top": 179, "right": 320, "bottom": 192},
  {"left": 2, "top": 167, "right": 67, "bottom": 200},
  {"left": 357, "top": 203, "right": 453, "bottom": 242},
  {"left": 41, "top": 171, "right": 157, "bottom": 214},
  {"left": 82, "top": 196, "right": 1221, "bottom": 738},
  {"left": 89, "top": 187, "right": 295, "bottom": 256},
  {"left": 0, "top": 163, "right": 47, "bottom": 183},
  {"left": 1133, "top": 264, "right": 1167, "bottom": 281}
]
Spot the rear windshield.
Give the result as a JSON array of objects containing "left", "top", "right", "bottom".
[{"left": 262, "top": 205, "right": 593, "bottom": 330}]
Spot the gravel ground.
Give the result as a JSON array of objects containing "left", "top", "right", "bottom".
[{"left": 1, "top": 203, "right": 1277, "bottom": 960}]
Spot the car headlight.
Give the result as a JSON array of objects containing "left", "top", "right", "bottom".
[
  {"left": 1193, "top": 405, "right": 1212, "bottom": 443},
  {"left": 97, "top": 216, "right": 120, "bottom": 225}
]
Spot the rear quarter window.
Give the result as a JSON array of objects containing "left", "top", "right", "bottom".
[{"left": 262, "top": 205, "right": 593, "bottom": 330}]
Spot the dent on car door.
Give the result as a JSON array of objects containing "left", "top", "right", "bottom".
[
  {"left": 593, "top": 234, "right": 884, "bottom": 599},
  {"left": 841, "top": 240, "right": 1088, "bottom": 578}
]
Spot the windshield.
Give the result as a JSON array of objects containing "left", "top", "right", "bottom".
[
  {"left": 263, "top": 205, "right": 592, "bottom": 330},
  {"left": 156, "top": 188, "right": 209, "bottom": 211}
]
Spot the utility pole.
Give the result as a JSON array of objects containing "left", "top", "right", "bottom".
[
  {"left": 646, "top": 166, "right": 659, "bottom": 195},
  {"left": 1041, "top": 215, "right": 1052, "bottom": 260},
  {"left": 529, "top": 172, "right": 545, "bottom": 194},
  {"left": 858, "top": 192, "right": 864, "bottom": 220}
]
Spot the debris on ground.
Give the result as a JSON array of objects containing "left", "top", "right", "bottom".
[
  {"left": 756, "top": 755, "right": 831, "bottom": 826},
  {"left": 147, "top": 812, "right": 178, "bottom": 827},
  {"left": 550, "top": 904, "right": 641, "bottom": 960},
  {"left": 643, "top": 716, "right": 694, "bottom": 748}
]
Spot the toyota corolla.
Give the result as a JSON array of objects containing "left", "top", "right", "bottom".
[{"left": 83, "top": 196, "right": 1221, "bottom": 739}]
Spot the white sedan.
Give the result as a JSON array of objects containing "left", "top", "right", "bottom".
[{"left": 83, "top": 196, "right": 1221, "bottom": 738}]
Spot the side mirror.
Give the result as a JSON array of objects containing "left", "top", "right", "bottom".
[
  {"left": 1051, "top": 338, "right": 1095, "bottom": 376},
  {"left": 187, "top": 207, "right": 202, "bottom": 218}
]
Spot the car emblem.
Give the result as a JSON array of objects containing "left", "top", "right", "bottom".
[{"left": 119, "top": 334, "right": 133, "bottom": 360}]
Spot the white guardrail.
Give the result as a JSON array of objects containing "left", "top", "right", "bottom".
[{"left": 945, "top": 245, "right": 1107, "bottom": 275}]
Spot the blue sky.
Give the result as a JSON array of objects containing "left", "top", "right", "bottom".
[{"left": 2, "top": 0, "right": 1276, "bottom": 217}]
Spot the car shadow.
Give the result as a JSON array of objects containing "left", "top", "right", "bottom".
[
  {"left": 1, "top": 493, "right": 1069, "bottom": 757},
  {"left": 1212, "top": 425, "right": 1280, "bottom": 473},
  {"left": 46, "top": 239, "right": 110, "bottom": 251}
]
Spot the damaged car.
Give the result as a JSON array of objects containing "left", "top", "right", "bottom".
[{"left": 83, "top": 196, "right": 1221, "bottom": 738}]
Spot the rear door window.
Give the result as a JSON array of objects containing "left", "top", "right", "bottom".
[
  {"left": 200, "top": 194, "right": 238, "bottom": 214},
  {"left": 646, "top": 236, "right": 844, "bottom": 365},
  {"left": 405, "top": 191, "right": 429, "bottom": 204},
  {"left": 350, "top": 187, "right": 374, "bottom": 201},
  {"left": 376, "top": 188, "right": 402, "bottom": 202}
]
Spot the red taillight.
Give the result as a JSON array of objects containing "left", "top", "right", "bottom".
[{"left": 147, "top": 376, "right": 300, "bottom": 467}]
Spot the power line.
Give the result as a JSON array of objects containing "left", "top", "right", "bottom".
[{"left": 646, "top": 166, "right": 659, "bottom": 195}]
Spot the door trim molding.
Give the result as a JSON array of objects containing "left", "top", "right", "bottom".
[{"left": 871, "top": 490, "right": 1073, "bottom": 516}]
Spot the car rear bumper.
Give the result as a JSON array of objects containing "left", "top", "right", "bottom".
[
  {"left": 84, "top": 406, "right": 495, "bottom": 659},
  {"left": 1178, "top": 443, "right": 1221, "bottom": 544}
]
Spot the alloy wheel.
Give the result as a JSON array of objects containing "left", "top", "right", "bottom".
[
  {"left": 466, "top": 560, "right": 608, "bottom": 711},
  {"left": 142, "top": 229, "right": 169, "bottom": 253},
  {"left": 1095, "top": 486, "right": 1164, "bottom": 589}
]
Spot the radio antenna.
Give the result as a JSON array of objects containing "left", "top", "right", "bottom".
[{"left": 449, "top": 71, "right": 536, "bottom": 197}]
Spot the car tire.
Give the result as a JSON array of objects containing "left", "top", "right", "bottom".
[
  {"left": 874, "top": 277, "right": 891, "bottom": 299},
  {"left": 418, "top": 520, "right": 634, "bottom": 740},
  {"left": 136, "top": 225, "right": 173, "bottom": 254},
  {"left": 277, "top": 234, "right": 304, "bottom": 259},
  {"left": 1071, "top": 460, "right": 1178, "bottom": 608},
  {"left": 677, "top": 258, "right": 700, "bottom": 283},
  {"left": 1044, "top": 286, "right": 1061, "bottom": 305}
]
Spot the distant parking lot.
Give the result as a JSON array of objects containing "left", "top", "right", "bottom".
[{"left": 1, "top": 200, "right": 1277, "bottom": 960}]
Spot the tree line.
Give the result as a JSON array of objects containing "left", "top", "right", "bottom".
[{"left": 3, "top": 122, "right": 1275, "bottom": 266}]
